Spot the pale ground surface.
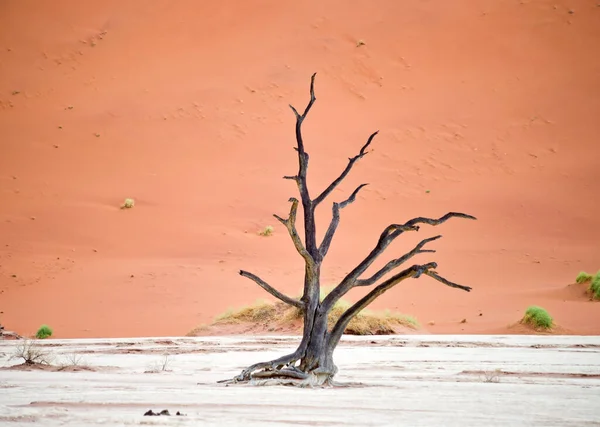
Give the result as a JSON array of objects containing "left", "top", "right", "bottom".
[{"left": 1, "top": 335, "right": 599, "bottom": 426}]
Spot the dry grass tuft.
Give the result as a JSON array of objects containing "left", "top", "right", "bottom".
[
  {"left": 214, "top": 300, "right": 279, "bottom": 324},
  {"left": 206, "top": 294, "right": 418, "bottom": 336},
  {"left": 326, "top": 300, "right": 418, "bottom": 335}
]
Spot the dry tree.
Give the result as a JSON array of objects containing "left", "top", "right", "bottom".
[{"left": 222, "top": 73, "right": 476, "bottom": 387}]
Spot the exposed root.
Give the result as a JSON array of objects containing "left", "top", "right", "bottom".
[
  {"left": 251, "top": 368, "right": 308, "bottom": 380},
  {"left": 218, "top": 354, "right": 341, "bottom": 388},
  {"left": 230, "top": 370, "right": 336, "bottom": 388},
  {"left": 217, "top": 351, "right": 301, "bottom": 384}
]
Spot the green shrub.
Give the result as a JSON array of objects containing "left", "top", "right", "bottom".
[
  {"left": 522, "top": 306, "right": 553, "bottom": 330},
  {"left": 576, "top": 271, "right": 593, "bottom": 284},
  {"left": 590, "top": 273, "right": 600, "bottom": 300},
  {"left": 35, "top": 324, "right": 53, "bottom": 339}
]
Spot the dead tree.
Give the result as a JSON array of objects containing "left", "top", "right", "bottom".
[{"left": 224, "top": 73, "right": 476, "bottom": 386}]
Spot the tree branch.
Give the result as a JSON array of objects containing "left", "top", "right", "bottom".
[
  {"left": 313, "top": 131, "right": 379, "bottom": 208},
  {"left": 424, "top": 270, "right": 472, "bottom": 292},
  {"left": 340, "top": 183, "right": 369, "bottom": 208},
  {"left": 288, "top": 73, "right": 318, "bottom": 255},
  {"left": 327, "top": 262, "right": 471, "bottom": 352},
  {"left": 327, "top": 263, "right": 434, "bottom": 352},
  {"left": 321, "top": 212, "right": 476, "bottom": 312},
  {"left": 239, "top": 270, "right": 304, "bottom": 309},
  {"left": 356, "top": 235, "right": 442, "bottom": 286},
  {"left": 318, "top": 183, "right": 369, "bottom": 260},
  {"left": 273, "top": 198, "right": 314, "bottom": 265}
]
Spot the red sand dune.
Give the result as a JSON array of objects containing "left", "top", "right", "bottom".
[{"left": 1, "top": 0, "right": 599, "bottom": 338}]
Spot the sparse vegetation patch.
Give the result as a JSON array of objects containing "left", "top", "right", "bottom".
[
  {"left": 259, "top": 225, "right": 274, "bottom": 236},
  {"left": 121, "top": 198, "right": 135, "bottom": 209},
  {"left": 590, "top": 273, "right": 600, "bottom": 300},
  {"left": 208, "top": 297, "right": 418, "bottom": 336},
  {"left": 575, "top": 270, "right": 600, "bottom": 300},
  {"left": 521, "top": 306, "right": 553, "bottom": 330},
  {"left": 35, "top": 324, "right": 52, "bottom": 339},
  {"left": 11, "top": 339, "right": 53, "bottom": 365},
  {"left": 576, "top": 271, "right": 593, "bottom": 284}
]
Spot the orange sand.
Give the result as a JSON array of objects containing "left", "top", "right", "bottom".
[{"left": 1, "top": 0, "right": 599, "bottom": 338}]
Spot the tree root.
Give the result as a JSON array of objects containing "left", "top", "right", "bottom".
[
  {"left": 218, "top": 354, "right": 341, "bottom": 388},
  {"left": 222, "top": 370, "right": 335, "bottom": 388},
  {"left": 217, "top": 351, "right": 302, "bottom": 384}
]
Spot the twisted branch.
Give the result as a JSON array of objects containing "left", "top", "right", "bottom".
[
  {"left": 357, "top": 235, "right": 442, "bottom": 286},
  {"left": 321, "top": 212, "right": 476, "bottom": 311},
  {"left": 327, "top": 262, "right": 471, "bottom": 352},
  {"left": 238, "top": 270, "right": 303, "bottom": 309}
]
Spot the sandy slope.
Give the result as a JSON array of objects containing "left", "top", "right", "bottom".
[{"left": 1, "top": 0, "right": 599, "bottom": 338}]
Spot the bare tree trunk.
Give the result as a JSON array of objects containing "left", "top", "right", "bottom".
[{"left": 220, "top": 74, "right": 476, "bottom": 387}]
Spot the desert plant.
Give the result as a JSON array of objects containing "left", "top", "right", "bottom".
[
  {"left": 158, "top": 354, "right": 170, "bottom": 371},
  {"left": 522, "top": 306, "right": 553, "bottom": 329},
  {"left": 590, "top": 273, "right": 600, "bottom": 300},
  {"left": 259, "top": 225, "right": 274, "bottom": 236},
  {"left": 576, "top": 271, "right": 593, "bottom": 283},
  {"left": 482, "top": 368, "right": 502, "bottom": 383},
  {"left": 11, "top": 339, "right": 53, "bottom": 365},
  {"left": 121, "top": 198, "right": 135, "bottom": 209},
  {"left": 61, "top": 352, "right": 86, "bottom": 367},
  {"left": 35, "top": 324, "right": 53, "bottom": 339},
  {"left": 145, "top": 353, "right": 171, "bottom": 373}
]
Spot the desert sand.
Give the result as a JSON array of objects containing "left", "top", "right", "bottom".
[
  {"left": 1, "top": 335, "right": 600, "bottom": 425},
  {"left": 1, "top": 0, "right": 599, "bottom": 338}
]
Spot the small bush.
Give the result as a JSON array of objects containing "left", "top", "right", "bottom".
[
  {"left": 522, "top": 306, "right": 553, "bottom": 330},
  {"left": 482, "top": 368, "right": 502, "bottom": 383},
  {"left": 11, "top": 339, "right": 53, "bottom": 365},
  {"left": 35, "top": 324, "right": 53, "bottom": 339},
  {"left": 61, "top": 353, "right": 85, "bottom": 367},
  {"left": 120, "top": 198, "right": 135, "bottom": 209},
  {"left": 576, "top": 271, "right": 593, "bottom": 284},
  {"left": 259, "top": 225, "right": 274, "bottom": 237},
  {"left": 590, "top": 273, "right": 600, "bottom": 300}
]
